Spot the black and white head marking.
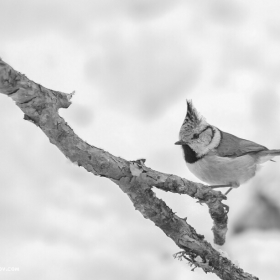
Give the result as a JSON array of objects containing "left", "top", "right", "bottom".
[
  {"left": 189, "top": 126, "right": 221, "bottom": 157},
  {"left": 182, "top": 100, "right": 203, "bottom": 129},
  {"left": 181, "top": 144, "right": 200, "bottom": 163}
]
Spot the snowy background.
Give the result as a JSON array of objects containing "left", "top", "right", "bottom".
[{"left": 1, "top": 0, "right": 280, "bottom": 279}]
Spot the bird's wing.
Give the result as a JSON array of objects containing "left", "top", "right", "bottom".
[{"left": 216, "top": 130, "right": 268, "bottom": 157}]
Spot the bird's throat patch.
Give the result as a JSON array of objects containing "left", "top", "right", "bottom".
[{"left": 182, "top": 144, "right": 200, "bottom": 163}]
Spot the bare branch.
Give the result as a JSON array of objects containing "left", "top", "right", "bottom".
[
  {"left": 0, "top": 58, "right": 258, "bottom": 280},
  {"left": 131, "top": 160, "right": 229, "bottom": 245}
]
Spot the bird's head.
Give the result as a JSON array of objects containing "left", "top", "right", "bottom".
[{"left": 175, "top": 100, "right": 220, "bottom": 156}]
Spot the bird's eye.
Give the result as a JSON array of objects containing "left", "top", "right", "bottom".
[{"left": 193, "top": 133, "right": 199, "bottom": 139}]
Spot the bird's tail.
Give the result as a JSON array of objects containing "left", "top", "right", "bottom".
[{"left": 257, "top": 149, "right": 280, "bottom": 164}]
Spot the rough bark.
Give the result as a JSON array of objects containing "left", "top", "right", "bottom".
[{"left": 0, "top": 58, "right": 258, "bottom": 280}]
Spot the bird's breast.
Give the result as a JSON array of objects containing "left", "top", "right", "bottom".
[{"left": 186, "top": 154, "right": 258, "bottom": 186}]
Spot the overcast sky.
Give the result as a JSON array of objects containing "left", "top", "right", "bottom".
[{"left": 1, "top": 1, "right": 280, "bottom": 280}]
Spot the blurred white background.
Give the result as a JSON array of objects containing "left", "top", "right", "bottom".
[{"left": 1, "top": 0, "right": 280, "bottom": 279}]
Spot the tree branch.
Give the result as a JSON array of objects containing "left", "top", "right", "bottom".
[{"left": 0, "top": 58, "right": 258, "bottom": 280}]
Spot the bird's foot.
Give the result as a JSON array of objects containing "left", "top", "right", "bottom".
[
  {"left": 209, "top": 184, "right": 234, "bottom": 196},
  {"left": 224, "top": 188, "right": 232, "bottom": 195}
]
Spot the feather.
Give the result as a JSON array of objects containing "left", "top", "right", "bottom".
[
  {"left": 186, "top": 153, "right": 257, "bottom": 185},
  {"left": 182, "top": 100, "right": 203, "bottom": 129},
  {"left": 185, "top": 100, "right": 201, "bottom": 124},
  {"left": 255, "top": 149, "right": 280, "bottom": 163},
  {"left": 216, "top": 130, "right": 268, "bottom": 157},
  {"left": 265, "top": 149, "right": 280, "bottom": 155},
  {"left": 181, "top": 144, "right": 200, "bottom": 163}
]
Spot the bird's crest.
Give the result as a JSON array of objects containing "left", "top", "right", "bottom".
[{"left": 182, "top": 100, "right": 204, "bottom": 130}]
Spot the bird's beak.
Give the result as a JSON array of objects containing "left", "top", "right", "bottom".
[{"left": 174, "top": 140, "right": 186, "bottom": 145}]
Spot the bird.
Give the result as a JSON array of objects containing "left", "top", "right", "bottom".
[{"left": 175, "top": 100, "right": 280, "bottom": 195}]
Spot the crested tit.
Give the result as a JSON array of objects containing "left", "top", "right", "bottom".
[{"left": 175, "top": 100, "right": 280, "bottom": 195}]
